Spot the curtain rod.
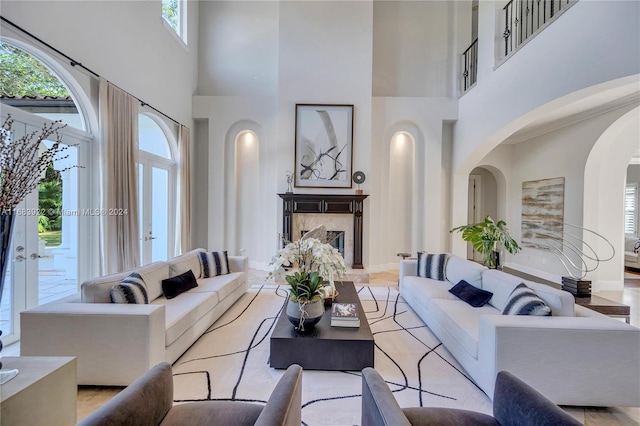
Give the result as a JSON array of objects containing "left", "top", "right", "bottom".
[{"left": 0, "top": 15, "right": 183, "bottom": 128}]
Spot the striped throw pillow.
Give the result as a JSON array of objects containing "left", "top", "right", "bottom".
[
  {"left": 198, "top": 250, "right": 230, "bottom": 278},
  {"left": 110, "top": 272, "right": 149, "bottom": 304},
  {"left": 502, "top": 283, "right": 551, "bottom": 316},
  {"left": 417, "top": 253, "right": 448, "bottom": 281}
]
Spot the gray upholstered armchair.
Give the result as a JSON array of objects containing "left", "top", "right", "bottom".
[
  {"left": 79, "top": 363, "right": 302, "bottom": 426},
  {"left": 361, "top": 368, "right": 581, "bottom": 426}
]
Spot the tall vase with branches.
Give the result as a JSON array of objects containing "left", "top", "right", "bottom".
[
  {"left": 450, "top": 215, "right": 521, "bottom": 269},
  {"left": 0, "top": 115, "right": 75, "bottom": 383}
]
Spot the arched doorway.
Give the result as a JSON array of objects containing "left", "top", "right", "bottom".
[{"left": 583, "top": 106, "right": 640, "bottom": 291}]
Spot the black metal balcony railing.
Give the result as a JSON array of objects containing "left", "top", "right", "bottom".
[
  {"left": 503, "top": 0, "right": 576, "bottom": 57},
  {"left": 462, "top": 38, "right": 478, "bottom": 93}
]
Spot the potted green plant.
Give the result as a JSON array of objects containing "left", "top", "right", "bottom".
[{"left": 450, "top": 215, "right": 521, "bottom": 269}]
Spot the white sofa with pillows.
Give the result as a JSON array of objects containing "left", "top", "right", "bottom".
[
  {"left": 625, "top": 235, "right": 640, "bottom": 269},
  {"left": 20, "top": 248, "right": 248, "bottom": 386},
  {"left": 400, "top": 254, "right": 640, "bottom": 407}
]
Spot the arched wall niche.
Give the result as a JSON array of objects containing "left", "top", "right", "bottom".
[
  {"left": 381, "top": 120, "right": 425, "bottom": 263},
  {"left": 224, "top": 120, "right": 264, "bottom": 259},
  {"left": 583, "top": 106, "right": 640, "bottom": 291},
  {"left": 388, "top": 131, "right": 415, "bottom": 262}
]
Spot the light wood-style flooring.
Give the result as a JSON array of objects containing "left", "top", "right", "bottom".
[{"left": 14, "top": 270, "right": 640, "bottom": 424}]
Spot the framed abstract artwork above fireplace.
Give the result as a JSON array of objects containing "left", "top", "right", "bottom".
[{"left": 294, "top": 104, "right": 354, "bottom": 188}]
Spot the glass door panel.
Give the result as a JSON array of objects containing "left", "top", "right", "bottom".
[
  {"left": 37, "top": 140, "right": 79, "bottom": 305},
  {"left": 151, "top": 167, "right": 169, "bottom": 262}
]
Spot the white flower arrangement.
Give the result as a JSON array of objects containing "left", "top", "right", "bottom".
[{"left": 269, "top": 237, "right": 346, "bottom": 291}]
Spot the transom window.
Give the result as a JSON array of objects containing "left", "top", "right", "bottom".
[
  {"left": 162, "top": 0, "right": 187, "bottom": 44},
  {"left": 0, "top": 41, "right": 85, "bottom": 130}
]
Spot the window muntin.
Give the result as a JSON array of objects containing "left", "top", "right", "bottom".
[{"left": 625, "top": 183, "right": 638, "bottom": 236}]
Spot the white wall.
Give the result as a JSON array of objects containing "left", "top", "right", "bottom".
[
  {"left": 478, "top": 103, "right": 638, "bottom": 288},
  {"left": 192, "top": 96, "right": 278, "bottom": 267},
  {"left": 197, "top": 1, "right": 278, "bottom": 97},
  {"left": 1, "top": 1, "right": 199, "bottom": 127},
  {"left": 372, "top": 1, "right": 456, "bottom": 97},
  {"left": 369, "top": 97, "right": 457, "bottom": 269},
  {"left": 455, "top": 1, "right": 640, "bottom": 172}
]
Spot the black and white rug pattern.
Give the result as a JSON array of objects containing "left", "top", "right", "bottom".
[{"left": 172, "top": 284, "right": 492, "bottom": 425}]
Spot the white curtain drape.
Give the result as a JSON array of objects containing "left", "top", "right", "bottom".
[
  {"left": 177, "top": 124, "right": 192, "bottom": 253},
  {"left": 99, "top": 78, "right": 140, "bottom": 274}
]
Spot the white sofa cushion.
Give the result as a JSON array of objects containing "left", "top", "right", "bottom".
[
  {"left": 482, "top": 270, "right": 574, "bottom": 316},
  {"left": 152, "top": 291, "right": 219, "bottom": 345},
  {"left": 402, "top": 276, "right": 458, "bottom": 301},
  {"left": 445, "top": 255, "right": 487, "bottom": 288},
  {"left": 428, "top": 298, "right": 500, "bottom": 358},
  {"left": 167, "top": 248, "right": 206, "bottom": 279},
  {"left": 526, "top": 281, "right": 574, "bottom": 317},
  {"left": 81, "top": 261, "right": 168, "bottom": 303},
  {"left": 481, "top": 270, "right": 523, "bottom": 311},
  {"left": 82, "top": 271, "right": 130, "bottom": 303},
  {"left": 192, "top": 272, "right": 246, "bottom": 301},
  {"left": 138, "top": 261, "right": 170, "bottom": 301}
]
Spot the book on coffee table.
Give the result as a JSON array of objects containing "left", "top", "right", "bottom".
[{"left": 331, "top": 303, "right": 360, "bottom": 328}]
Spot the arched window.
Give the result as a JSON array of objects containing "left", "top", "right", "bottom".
[
  {"left": 0, "top": 41, "right": 85, "bottom": 131},
  {"left": 138, "top": 113, "right": 177, "bottom": 264},
  {"left": 0, "top": 39, "right": 92, "bottom": 346}
]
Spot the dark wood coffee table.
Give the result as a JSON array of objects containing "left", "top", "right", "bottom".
[{"left": 270, "top": 281, "right": 374, "bottom": 370}]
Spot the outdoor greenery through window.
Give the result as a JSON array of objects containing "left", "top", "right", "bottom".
[
  {"left": 0, "top": 42, "right": 70, "bottom": 98},
  {"left": 162, "top": 0, "right": 185, "bottom": 42}
]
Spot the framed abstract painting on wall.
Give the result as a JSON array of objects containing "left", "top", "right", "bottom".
[
  {"left": 294, "top": 104, "right": 354, "bottom": 188},
  {"left": 521, "top": 176, "right": 565, "bottom": 251}
]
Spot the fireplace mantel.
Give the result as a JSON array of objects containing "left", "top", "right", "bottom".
[{"left": 278, "top": 193, "right": 369, "bottom": 269}]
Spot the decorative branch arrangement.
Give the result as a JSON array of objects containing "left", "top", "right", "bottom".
[{"left": 0, "top": 115, "right": 74, "bottom": 212}]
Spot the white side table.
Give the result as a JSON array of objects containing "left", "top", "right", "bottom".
[{"left": 0, "top": 356, "right": 77, "bottom": 426}]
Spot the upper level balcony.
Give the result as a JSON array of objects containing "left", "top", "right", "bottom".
[{"left": 461, "top": 0, "right": 578, "bottom": 95}]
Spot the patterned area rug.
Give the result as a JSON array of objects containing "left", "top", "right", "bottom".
[{"left": 171, "top": 285, "right": 492, "bottom": 425}]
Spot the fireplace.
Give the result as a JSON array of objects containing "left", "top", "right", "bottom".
[
  {"left": 279, "top": 193, "right": 368, "bottom": 269},
  {"left": 301, "top": 230, "right": 345, "bottom": 258}
]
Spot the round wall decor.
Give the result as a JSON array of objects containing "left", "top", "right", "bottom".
[{"left": 352, "top": 171, "right": 366, "bottom": 185}]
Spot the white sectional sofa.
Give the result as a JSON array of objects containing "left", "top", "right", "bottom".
[
  {"left": 625, "top": 235, "right": 640, "bottom": 269},
  {"left": 20, "top": 249, "right": 248, "bottom": 386},
  {"left": 400, "top": 255, "right": 640, "bottom": 407}
]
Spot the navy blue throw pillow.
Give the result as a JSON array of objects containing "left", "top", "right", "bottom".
[
  {"left": 162, "top": 269, "right": 198, "bottom": 299},
  {"left": 449, "top": 280, "right": 493, "bottom": 307}
]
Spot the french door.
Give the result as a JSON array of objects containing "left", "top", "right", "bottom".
[
  {"left": 0, "top": 110, "right": 90, "bottom": 345},
  {"left": 138, "top": 157, "right": 175, "bottom": 265}
]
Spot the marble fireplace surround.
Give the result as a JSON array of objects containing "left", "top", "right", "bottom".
[{"left": 278, "top": 193, "right": 368, "bottom": 269}]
